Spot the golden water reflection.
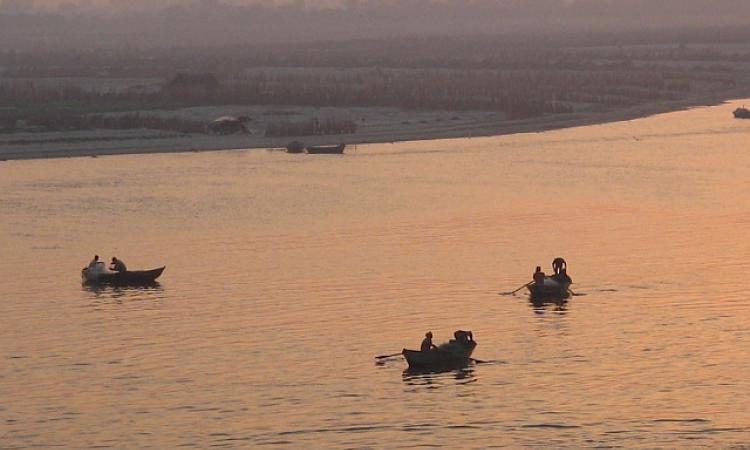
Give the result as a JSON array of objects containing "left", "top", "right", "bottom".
[{"left": 1, "top": 100, "right": 750, "bottom": 448}]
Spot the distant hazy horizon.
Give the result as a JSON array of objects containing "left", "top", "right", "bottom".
[{"left": 1, "top": 0, "right": 748, "bottom": 49}]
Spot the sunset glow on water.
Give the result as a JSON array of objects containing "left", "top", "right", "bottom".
[{"left": 2, "top": 101, "right": 750, "bottom": 448}]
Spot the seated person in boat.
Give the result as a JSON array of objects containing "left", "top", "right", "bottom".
[
  {"left": 421, "top": 331, "right": 437, "bottom": 352},
  {"left": 88, "top": 255, "right": 100, "bottom": 269},
  {"left": 453, "top": 330, "right": 473, "bottom": 345},
  {"left": 110, "top": 257, "right": 128, "bottom": 273},
  {"left": 86, "top": 255, "right": 105, "bottom": 274},
  {"left": 533, "top": 266, "right": 546, "bottom": 285}
]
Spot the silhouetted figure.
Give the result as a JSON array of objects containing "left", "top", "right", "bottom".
[
  {"left": 421, "top": 331, "right": 437, "bottom": 352},
  {"left": 88, "top": 255, "right": 100, "bottom": 270},
  {"left": 552, "top": 257, "right": 567, "bottom": 275},
  {"left": 453, "top": 330, "right": 473, "bottom": 346},
  {"left": 110, "top": 257, "right": 127, "bottom": 273},
  {"left": 556, "top": 268, "right": 572, "bottom": 284},
  {"left": 551, "top": 258, "right": 573, "bottom": 284},
  {"left": 533, "top": 266, "right": 546, "bottom": 285}
]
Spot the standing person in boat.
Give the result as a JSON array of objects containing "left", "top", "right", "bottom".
[
  {"left": 421, "top": 332, "right": 437, "bottom": 352},
  {"left": 533, "top": 266, "right": 546, "bottom": 285},
  {"left": 110, "top": 257, "right": 128, "bottom": 273},
  {"left": 556, "top": 267, "right": 572, "bottom": 284},
  {"left": 552, "top": 258, "right": 566, "bottom": 276},
  {"left": 551, "top": 258, "right": 572, "bottom": 284}
]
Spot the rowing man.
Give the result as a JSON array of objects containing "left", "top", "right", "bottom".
[
  {"left": 110, "top": 257, "right": 128, "bottom": 273},
  {"left": 421, "top": 331, "right": 437, "bottom": 352},
  {"left": 533, "top": 266, "right": 546, "bottom": 285}
]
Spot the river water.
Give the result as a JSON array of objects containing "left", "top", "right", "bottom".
[{"left": 2, "top": 101, "right": 750, "bottom": 448}]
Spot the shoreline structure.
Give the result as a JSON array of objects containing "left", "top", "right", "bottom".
[{"left": 1, "top": 91, "right": 746, "bottom": 162}]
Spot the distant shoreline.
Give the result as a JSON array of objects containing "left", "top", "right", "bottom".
[{"left": 0, "top": 92, "right": 746, "bottom": 162}]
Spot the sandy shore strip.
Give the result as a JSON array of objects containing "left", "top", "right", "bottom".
[{"left": 1, "top": 91, "right": 747, "bottom": 161}]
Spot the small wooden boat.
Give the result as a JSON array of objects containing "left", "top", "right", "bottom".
[
  {"left": 734, "top": 107, "right": 750, "bottom": 119},
  {"left": 82, "top": 266, "right": 165, "bottom": 286},
  {"left": 528, "top": 257, "right": 572, "bottom": 299},
  {"left": 402, "top": 334, "right": 477, "bottom": 369},
  {"left": 527, "top": 276, "right": 571, "bottom": 299},
  {"left": 306, "top": 144, "right": 345, "bottom": 154}
]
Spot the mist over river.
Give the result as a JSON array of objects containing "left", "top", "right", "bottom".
[{"left": 2, "top": 101, "right": 750, "bottom": 448}]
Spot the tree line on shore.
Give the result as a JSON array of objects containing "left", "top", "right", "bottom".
[{"left": 0, "top": 63, "right": 737, "bottom": 134}]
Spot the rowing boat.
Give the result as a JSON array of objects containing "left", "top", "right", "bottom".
[
  {"left": 527, "top": 276, "right": 571, "bottom": 299},
  {"left": 402, "top": 335, "right": 476, "bottom": 369},
  {"left": 82, "top": 266, "right": 165, "bottom": 286}
]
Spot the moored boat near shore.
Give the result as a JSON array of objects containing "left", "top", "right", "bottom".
[{"left": 306, "top": 144, "right": 346, "bottom": 154}]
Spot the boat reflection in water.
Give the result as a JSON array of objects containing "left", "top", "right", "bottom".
[
  {"left": 529, "top": 295, "right": 568, "bottom": 315},
  {"left": 82, "top": 282, "right": 165, "bottom": 306},
  {"left": 402, "top": 362, "right": 477, "bottom": 386}
]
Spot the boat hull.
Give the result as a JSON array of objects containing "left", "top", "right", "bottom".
[
  {"left": 527, "top": 277, "right": 571, "bottom": 299},
  {"left": 734, "top": 108, "right": 750, "bottom": 119},
  {"left": 306, "top": 144, "right": 345, "bottom": 154},
  {"left": 82, "top": 266, "right": 165, "bottom": 286},
  {"left": 402, "top": 340, "right": 477, "bottom": 368}
]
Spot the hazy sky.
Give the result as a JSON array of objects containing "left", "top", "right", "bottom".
[
  {"left": 11, "top": 0, "right": 750, "bottom": 14},
  {"left": 1, "top": 0, "right": 747, "bottom": 49}
]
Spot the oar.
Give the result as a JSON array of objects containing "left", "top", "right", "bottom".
[
  {"left": 375, "top": 352, "right": 403, "bottom": 360},
  {"left": 568, "top": 288, "right": 586, "bottom": 297},
  {"left": 499, "top": 282, "right": 532, "bottom": 296}
]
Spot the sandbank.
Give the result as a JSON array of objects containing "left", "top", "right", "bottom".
[{"left": 0, "top": 89, "right": 747, "bottom": 161}]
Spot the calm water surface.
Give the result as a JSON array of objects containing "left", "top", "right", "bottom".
[{"left": 2, "top": 101, "right": 750, "bottom": 448}]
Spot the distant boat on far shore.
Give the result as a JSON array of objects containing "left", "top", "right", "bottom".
[
  {"left": 306, "top": 144, "right": 346, "bottom": 154},
  {"left": 733, "top": 107, "right": 750, "bottom": 119}
]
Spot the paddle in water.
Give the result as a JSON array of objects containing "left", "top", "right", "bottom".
[{"left": 375, "top": 352, "right": 403, "bottom": 360}]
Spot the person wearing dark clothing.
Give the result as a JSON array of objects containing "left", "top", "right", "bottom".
[
  {"left": 556, "top": 268, "right": 572, "bottom": 284},
  {"left": 110, "top": 257, "right": 127, "bottom": 273},
  {"left": 552, "top": 258, "right": 567, "bottom": 275},
  {"left": 421, "top": 331, "right": 437, "bottom": 352},
  {"left": 533, "top": 266, "right": 546, "bottom": 285},
  {"left": 453, "top": 330, "right": 473, "bottom": 345}
]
